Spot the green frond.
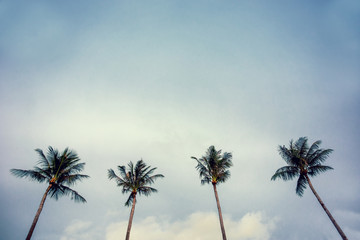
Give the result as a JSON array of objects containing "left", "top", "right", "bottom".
[
  {"left": 194, "top": 158, "right": 212, "bottom": 183},
  {"left": 308, "top": 149, "right": 333, "bottom": 166},
  {"left": 125, "top": 193, "right": 135, "bottom": 207},
  {"left": 295, "top": 137, "right": 309, "bottom": 158},
  {"left": 108, "top": 169, "right": 118, "bottom": 180},
  {"left": 10, "top": 169, "right": 48, "bottom": 182},
  {"left": 61, "top": 174, "right": 90, "bottom": 186},
  {"left": 201, "top": 178, "right": 212, "bottom": 185},
  {"left": 217, "top": 169, "right": 231, "bottom": 183},
  {"left": 306, "top": 140, "right": 321, "bottom": 158},
  {"left": 59, "top": 185, "right": 87, "bottom": 203},
  {"left": 48, "top": 184, "right": 62, "bottom": 200},
  {"left": 308, "top": 165, "right": 333, "bottom": 177},
  {"left": 295, "top": 174, "right": 308, "bottom": 197},
  {"left": 278, "top": 145, "right": 293, "bottom": 165},
  {"left": 35, "top": 148, "right": 51, "bottom": 169},
  {"left": 116, "top": 165, "right": 127, "bottom": 179},
  {"left": 147, "top": 173, "right": 164, "bottom": 185},
  {"left": 138, "top": 186, "right": 158, "bottom": 196},
  {"left": 271, "top": 166, "right": 299, "bottom": 181}
]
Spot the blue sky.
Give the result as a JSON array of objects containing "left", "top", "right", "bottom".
[{"left": 1, "top": 1, "right": 359, "bottom": 239}]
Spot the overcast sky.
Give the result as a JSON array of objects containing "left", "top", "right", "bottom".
[{"left": 1, "top": 1, "right": 359, "bottom": 239}]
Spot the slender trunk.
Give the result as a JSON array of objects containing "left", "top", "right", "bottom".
[
  {"left": 212, "top": 183, "right": 227, "bottom": 240},
  {"left": 26, "top": 184, "right": 52, "bottom": 240},
  {"left": 305, "top": 175, "right": 348, "bottom": 240},
  {"left": 125, "top": 193, "right": 137, "bottom": 240}
]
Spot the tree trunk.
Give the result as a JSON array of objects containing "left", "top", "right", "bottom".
[
  {"left": 26, "top": 184, "right": 52, "bottom": 240},
  {"left": 305, "top": 175, "right": 348, "bottom": 240},
  {"left": 125, "top": 193, "right": 137, "bottom": 240},
  {"left": 212, "top": 183, "right": 227, "bottom": 240}
]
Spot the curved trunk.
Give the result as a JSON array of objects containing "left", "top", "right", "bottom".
[
  {"left": 26, "top": 184, "right": 52, "bottom": 240},
  {"left": 305, "top": 175, "right": 348, "bottom": 240},
  {"left": 125, "top": 193, "right": 137, "bottom": 240},
  {"left": 212, "top": 183, "right": 227, "bottom": 240}
]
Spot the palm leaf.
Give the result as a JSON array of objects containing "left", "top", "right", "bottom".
[
  {"left": 59, "top": 185, "right": 87, "bottom": 203},
  {"left": 295, "top": 137, "right": 309, "bottom": 158},
  {"left": 306, "top": 140, "right": 321, "bottom": 159},
  {"left": 308, "top": 165, "right": 333, "bottom": 177},
  {"left": 271, "top": 166, "right": 299, "bottom": 181},
  {"left": 295, "top": 174, "right": 307, "bottom": 196},
  {"left": 10, "top": 169, "right": 47, "bottom": 182},
  {"left": 125, "top": 193, "right": 135, "bottom": 207},
  {"left": 308, "top": 149, "right": 333, "bottom": 166},
  {"left": 35, "top": 148, "right": 51, "bottom": 169},
  {"left": 61, "top": 174, "right": 90, "bottom": 186}
]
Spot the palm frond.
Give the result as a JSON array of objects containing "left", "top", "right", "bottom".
[
  {"left": 108, "top": 169, "right": 118, "bottom": 180},
  {"left": 271, "top": 166, "right": 299, "bottom": 181},
  {"left": 308, "top": 165, "right": 334, "bottom": 177},
  {"left": 138, "top": 186, "right": 158, "bottom": 196},
  {"left": 48, "top": 184, "right": 62, "bottom": 200},
  {"left": 61, "top": 174, "right": 90, "bottom": 186},
  {"left": 295, "top": 137, "right": 309, "bottom": 159},
  {"left": 116, "top": 165, "right": 127, "bottom": 179},
  {"left": 278, "top": 145, "right": 293, "bottom": 165},
  {"left": 295, "top": 174, "right": 308, "bottom": 197},
  {"left": 125, "top": 193, "right": 135, "bottom": 207},
  {"left": 306, "top": 140, "right": 321, "bottom": 158},
  {"left": 35, "top": 148, "right": 51, "bottom": 169},
  {"left": 59, "top": 185, "right": 87, "bottom": 203},
  {"left": 143, "top": 171, "right": 164, "bottom": 185},
  {"left": 10, "top": 169, "right": 48, "bottom": 182},
  {"left": 217, "top": 169, "right": 231, "bottom": 183},
  {"left": 193, "top": 156, "right": 212, "bottom": 182},
  {"left": 33, "top": 166, "right": 52, "bottom": 179},
  {"left": 308, "top": 148, "right": 333, "bottom": 166}
]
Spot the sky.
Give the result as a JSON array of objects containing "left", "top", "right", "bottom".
[{"left": 0, "top": 0, "right": 359, "bottom": 239}]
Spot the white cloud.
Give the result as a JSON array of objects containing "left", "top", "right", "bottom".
[
  {"left": 60, "top": 219, "right": 94, "bottom": 240},
  {"left": 105, "top": 211, "right": 277, "bottom": 240}
]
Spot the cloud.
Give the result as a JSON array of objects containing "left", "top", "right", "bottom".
[
  {"left": 60, "top": 220, "right": 94, "bottom": 240},
  {"left": 105, "top": 211, "right": 277, "bottom": 240}
]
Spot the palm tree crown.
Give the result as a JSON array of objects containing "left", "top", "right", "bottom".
[
  {"left": 108, "top": 159, "right": 164, "bottom": 206},
  {"left": 11, "top": 146, "right": 89, "bottom": 202},
  {"left": 271, "top": 137, "right": 333, "bottom": 196},
  {"left": 192, "top": 145, "right": 233, "bottom": 185}
]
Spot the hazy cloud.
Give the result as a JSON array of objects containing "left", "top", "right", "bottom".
[
  {"left": 60, "top": 220, "right": 94, "bottom": 240},
  {"left": 105, "top": 211, "right": 277, "bottom": 240}
]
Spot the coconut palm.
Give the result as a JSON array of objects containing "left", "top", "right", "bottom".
[
  {"left": 271, "top": 137, "right": 348, "bottom": 240},
  {"left": 192, "top": 145, "right": 233, "bottom": 240},
  {"left": 10, "top": 146, "right": 89, "bottom": 240},
  {"left": 108, "top": 159, "right": 164, "bottom": 240}
]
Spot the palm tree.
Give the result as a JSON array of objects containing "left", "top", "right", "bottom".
[
  {"left": 108, "top": 159, "right": 164, "bottom": 240},
  {"left": 10, "top": 146, "right": 89, "bottom": 240},
  {"left": 192, "top": 145, "right": 233, "bottom": 240},
  {"left": 271, "top": 137, "right": 348, "bottom": 240}
]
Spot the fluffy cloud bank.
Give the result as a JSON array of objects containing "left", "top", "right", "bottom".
[
  {"left": 106, "top": 211, "right": 277, "bottom": 240},
  {"left": 60, "top": 220, "right": 94, "bottom": 240}
]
